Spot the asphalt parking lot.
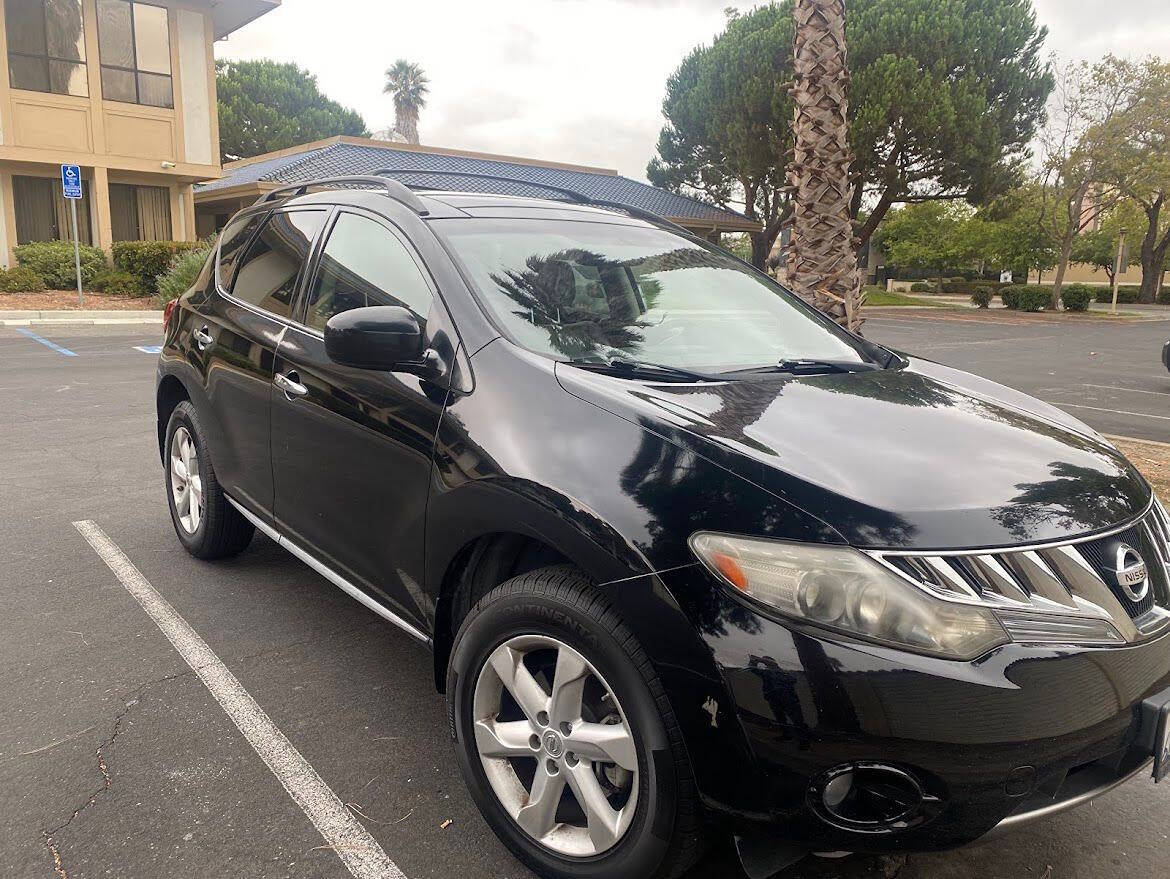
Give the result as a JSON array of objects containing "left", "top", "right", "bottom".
[{"left": 1, "top": 314, "right": 1168, "bottom": 879}]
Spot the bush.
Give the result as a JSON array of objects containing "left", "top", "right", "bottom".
[
  {"left": 0, "top": 265, "right": 46, "bottom": 292},
  {"left": 949, "top": 276, "right": 966, "bottom": 284},
  {"left": 156, "top": 244, "right": 213, "bottom": 303},
  {"left": 1158, "top": 287, "right": 1170, "bottom": 305},
  {"left": 909, "top": 281, "right": 932, "bottom": 293},
  {"left": 942, "top": 280, "right": 971, "bottom": 294},
  {"left": 14, "top": 241, "right": 107, "bottom": 288},
  {"left": 970, "top": 286, "right": 994, "bottom": 308},
  {"left": 112, "top": 240, "right": 200, "bottom": 294},
  {"left": 1000, "top": 285, "right": 1020, "bottom": 309},
  {"left": 1061, "top": 284, "right": 1092, "bottom": 312},
  {"left": 91, "top": 268, "right": 146, "bottom": 296},
  {"left": 1016, "top": 286, "right": 1051, "bottom": 312}
]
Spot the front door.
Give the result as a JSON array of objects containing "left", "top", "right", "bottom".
[{"left": 272, "top": 208, "right": 448, "bottom": 629}]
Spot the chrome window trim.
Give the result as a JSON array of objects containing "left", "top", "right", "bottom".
[{"left": 226, "top": 496, "right": 431, "bottom": 645}]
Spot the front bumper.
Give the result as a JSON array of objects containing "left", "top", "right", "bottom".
[{"left": 659, "top": 564, "right": 1170, "bottom": 853}]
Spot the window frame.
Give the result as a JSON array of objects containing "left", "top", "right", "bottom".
[
  {"left": 6, "top": 0, "right": 89, "bottom": 97},
  {"left": 96, "top": 0, "right": 172, "bottom": 108},
  {"left": 295, "top": 206, "right": 437, "bottom": 337},
  {"left": 217, "top": 206, "right": 330, "bottom": 324}
]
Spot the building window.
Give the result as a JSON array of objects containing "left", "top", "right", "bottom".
[
  {"left": 110, "top": 182, "right": 172, "bottom": 241},
  {"left": 5, "top": 0, "right": 88, "bottom": 97},
  {"left": 13, "top": 175, "right": 93, "bottom": 245},
  {"left": 96, "top": 0, "right": 171, "bottom": 108}
]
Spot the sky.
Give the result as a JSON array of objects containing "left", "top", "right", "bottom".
[{"left": 216, "top": 0, "right": 1170, "bottom": 182}]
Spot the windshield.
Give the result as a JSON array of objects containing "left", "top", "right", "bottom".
[{"left": 436, "top": 218, "right": 874, "bottom": 372}]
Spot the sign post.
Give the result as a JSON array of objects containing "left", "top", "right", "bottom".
[{"left": 61, "top": 164, "right": 83, "bottom": 307}]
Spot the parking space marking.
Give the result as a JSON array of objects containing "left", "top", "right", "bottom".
[
  {"left": 1044, "top": 401, "right": 1170, "bottom": 422},
  {"left": 16, "top": 328, "right": 77, "bottom": 357},
  {"left": 72, "top": 520, "right": 406, "bottom": 879},
  {"left": 133, "top": 345, "right": 163, "bottom": 354},
  {"left": 1081, "top": 383, "right": 1170, "bottom": 398}
]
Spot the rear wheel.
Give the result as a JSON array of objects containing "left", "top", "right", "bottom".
[
  {"left": 447, "top": 565, "right": 704, "bottom": 879},
  {"left": 164, "top": 401, "right": 253, "bottom": 559}
]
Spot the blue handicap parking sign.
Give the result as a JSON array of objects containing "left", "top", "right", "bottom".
[{"left": 61, "top": 164, "right": 82, "bottom": 199}]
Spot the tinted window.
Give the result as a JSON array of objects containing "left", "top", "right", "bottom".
[
  {"left": 96, "top": 0, "right": 172, "bottom": 107},
  {"left": 305, "top": 213, "right": 432, "bottom": 332},
  {"left": 216, "top": 214, "right": 264, "bottom": 293},
  {"left": 230, "top": 210, "right": 327, "bottom": 319},
  {"left": 6, "top": 0, "right": 88, "bottom": 96}
]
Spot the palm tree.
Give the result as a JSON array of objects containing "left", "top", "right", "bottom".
[
  {"left": 383, "top": 60, "right": 429, "bottom": 145},
  {"left": 786, "top": 0, "right": 864, "bottom": 332}
]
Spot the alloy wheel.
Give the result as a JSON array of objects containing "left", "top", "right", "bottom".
[
  {"left": 472, "top": 634, "right": 640, "bottom": 857},
  {"left": 170, "top": 426, "right": 204, "bottom": 534}
]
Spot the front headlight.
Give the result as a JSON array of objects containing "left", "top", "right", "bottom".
[{"left": 690, "top": 532, "right": 1010, "bottom": 661}]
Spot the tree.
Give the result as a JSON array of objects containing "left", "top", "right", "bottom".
[
  {"left": 1069, "top": 200, "right": 1144, "bottom": 284},
  {"left": 979, "top": 184, "right": 1059, "bottom": 280},
  {"left": 1034, "top": 58, "right": 1135, "bottom": 307},
  {"left": 875, "top": 202, "right": 974, "bottom": 287},
  {"left": 216, "top": 59, "right": 368, "bottom": 163},
  {"left": 648, "top": 8, "right": 793, "bottom": 269},
  {"left": 1092, "top": 58, "right": 1170, "bottom": 302},
  {"left": 384, "top": 60, "right": 429, "bottom": 145},
  {"left": 651, "top": 0, "right": 1053, "bottom": 265},
  {"left": 787, "top": 0, "right": 862, "bottom": 331}
]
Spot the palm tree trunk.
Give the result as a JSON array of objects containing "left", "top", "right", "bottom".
[{"left": 786, "top": 0, "right": 864, "bottom": 332}]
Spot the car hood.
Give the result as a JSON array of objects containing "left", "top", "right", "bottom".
[{"left": 555, "top": 358, "right": 1151, "bottom": 550}]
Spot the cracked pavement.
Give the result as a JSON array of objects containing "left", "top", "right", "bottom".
[{"left": 2, "top": 322, "right": 1169, "bottom": 879}]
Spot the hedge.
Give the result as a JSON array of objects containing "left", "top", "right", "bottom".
[
  {"left": 156, "top": 244, "right": 213, "bottom": 303},
  {"left": 1016, "top": 286, "right": 1051, "bottom": 312},
  {"left": 91, "top": 268, "right": 146, "bottom": 297},
  {"left": 113, "top": 240, "right": 200, "bottom": 294},
  {"left": 909, "top": 281, "right": 932, "bottom": 293},
  {"left": 0, "top": 265, "right": 45, "bottom": 292},
  {"left": 1061, "top": 284, "right": 1092, "bottom": 312},
  {"left": 14, "top": 241, "right": 107, "bottom": 288},
  {"left": 1000, "top": 285, "right": 1021, "bottom": 309}
]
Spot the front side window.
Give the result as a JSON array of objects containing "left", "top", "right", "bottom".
[
  {"left": 109, "top": 183, "right": 172, "bottom": 241},
  {"left": 5, "top": 0, "right": 88, "bottom": 96},
  {"left": 304, "top": 213, "right": 432, "bottom": 332},
  {"left": 96, "top": 0, "right": 171, "bottom": 107},
  {"left": 231, "top": 210, "right": 327, "bottom": 319},
  {"left": 438, "top": 218, "right": 873, "bottom": 372}
]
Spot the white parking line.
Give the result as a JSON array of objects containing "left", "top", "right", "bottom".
[
  {"left": 1081, "top": 383, "right": 1170, "bottom": 398},
  {"left": 1045, "top": 401, "right": 1170, "bottom": 422},
  {"left": 72, "top": 520, "right": 405, "bottom": 879}
]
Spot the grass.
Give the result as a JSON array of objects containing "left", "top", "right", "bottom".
[{"left": 864, "top": 289, "right": 952, "bottom": 307}]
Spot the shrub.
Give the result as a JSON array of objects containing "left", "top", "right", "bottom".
[
  {"left": 91, "top": 268, "right": 146, "bottom": 296},
  {"left": 942, "top": 280, "right": 971, "bottom": 294},
  {"left": 970, "top": 286, "right": 993, "bottom": 308},
  {"left": 1061, "top": 284, "right": 1092, "bottom": 312},
  {"left": 909, "top": 281, "right": 932, "bottom": 293},
  {"left": 0, "top": 265, "right": 46, "bottom": 292},
  {"left": 1016, "top": 286, "right": 1051, "bottom": 312},
  {"left": 1158, "top": 287, "right": 1170, "bottom": 305},
  {"left": 948, "top": 276, "right": 966, "bottom": 283},
  {"left": 1094, "top": 285, "right": 1142, "bottom": 304},
  {"left": 1000, "top": 285, "right": 1021, "bottom": 309},
  {"left": 157, "top": 244, "right": 213, "bottom": 303},
  {"left": 112, "top": 240, "right": 200, "bottom": 294},
  {"left": 14, "top": 241, "right": 107, "bottom": 288}
]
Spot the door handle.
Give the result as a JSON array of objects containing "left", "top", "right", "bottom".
[
  {"left": 275, "top": 370, "right": 308, "bottom": 399},
  {"left": 193, "top": 326, "right": 213, "bottom": 350}
]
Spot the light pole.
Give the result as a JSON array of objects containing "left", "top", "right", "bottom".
[{"left": 1110, "top": 228, "right": 1128, "bottom": 314}]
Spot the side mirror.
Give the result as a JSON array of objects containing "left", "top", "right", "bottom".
[{"left": 324, "top": 306, "right": 424, "bottom": 370}]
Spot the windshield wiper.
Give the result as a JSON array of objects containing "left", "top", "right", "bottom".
[
  {"left": 722, "top": 358, "right": 879, "bottom": 377},
  {"left": 567, "top": 357, "right": 724, "bottom": 382}
]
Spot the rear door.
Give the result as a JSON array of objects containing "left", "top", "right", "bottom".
[
  {"left": 271, "top": 207, "right": 448, "bottom": 629},
  {"left": 192, "top": 207, "right": 327, "bottom": 520}
]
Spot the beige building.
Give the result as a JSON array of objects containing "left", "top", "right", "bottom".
[{"left": 0, "top": 0, "right": 278, "bottom": 265}]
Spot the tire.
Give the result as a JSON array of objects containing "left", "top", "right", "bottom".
[
  {"left": 164, "top": 400, "right": 254, "bottom": 559},
  {"left": 447, "top": 565, "right": 704, "bottom": 879}
]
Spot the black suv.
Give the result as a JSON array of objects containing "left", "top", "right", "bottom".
[{"left": 158, "top": 174, "right": 1170, "bottom": 879}]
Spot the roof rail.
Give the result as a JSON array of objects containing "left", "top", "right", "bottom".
[
  {"left": 254, "top": 175, "right": 429, "bottom": 214},
  {"left": 370, "top": 168, "right": 689, "bottom": 233}
]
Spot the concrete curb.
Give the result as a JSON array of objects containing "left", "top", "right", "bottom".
[{"left": 1, "top": 309, "right": 162, "bottom": 326}]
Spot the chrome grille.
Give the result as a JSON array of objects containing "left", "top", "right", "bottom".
[{"left": 869, "top": 503, "right": 1170, "bottom": 646}]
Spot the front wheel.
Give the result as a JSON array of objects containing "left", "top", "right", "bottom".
[{"left": 447, "top": 565, "right": 704, "bottom": 879}]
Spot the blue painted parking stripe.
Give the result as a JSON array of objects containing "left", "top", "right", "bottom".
[
  {"left": 17, "top": 328, "right": 77, "bottom": 357},
  {"left": 134, "top": 345, "right": 163, "bottom": 354}
]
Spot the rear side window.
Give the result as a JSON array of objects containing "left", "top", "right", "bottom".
[
  {"left": 304, "top": 212, "right": 432, "bottom": 332},
  {"left": 230, "top": 209, "right": 327, "bottom": 319},
  {"left": 215, "top": 213, "right": 264, "bottom": 293}
]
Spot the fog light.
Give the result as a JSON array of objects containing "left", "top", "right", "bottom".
[{"left": 809, "top": 763, "right": 939, "bottom": 832}]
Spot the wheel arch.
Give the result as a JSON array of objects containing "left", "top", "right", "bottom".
[{"left": 156, "top": 373, "right": 190, "bottom": 460}]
